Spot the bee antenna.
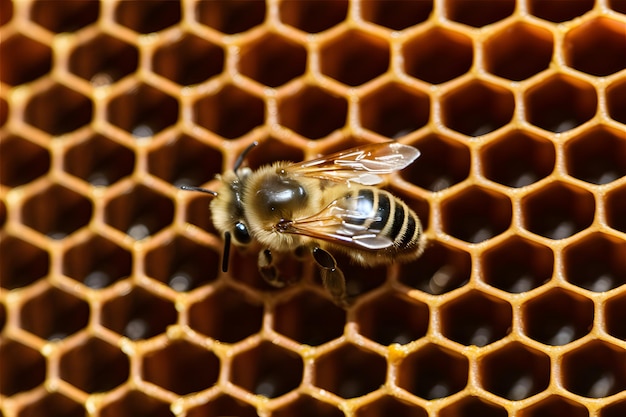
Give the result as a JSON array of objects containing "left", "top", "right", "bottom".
[
  {"left": 233, "top": 141, "right": 259, "bottom": 172},
  {"left": 222, "top": 232, "right": 231, "bottom": 272},
  {"left": 179, "top": 185, "right": 218, "bottom": 197}
]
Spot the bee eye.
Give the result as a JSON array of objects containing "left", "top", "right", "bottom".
[{"left": 233, "top": 222, "right": 251, "bottom": 244}]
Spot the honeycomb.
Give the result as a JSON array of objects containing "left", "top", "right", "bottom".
[{"left": 1, "top": 0, "right": 626, "bottom": 416}]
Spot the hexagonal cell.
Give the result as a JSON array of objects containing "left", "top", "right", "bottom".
[
  {"left": 59, "top": 337, "right": 129, "bottom": 393},
  {"left": 439, "top": 396, "right": 507, "bottom": 417},
  {"left": 101, "top": 287, "right": 177, "bottom": 340},
  {"left": 399, "top": 241, "right": 471, "bottom": 294},
  {"left": 100, "top": 390, "right": 174, "bottom": 417},
  {"left": 398, "top": 343, "right": 468, "bottom": 400},
  {"left": 196, "top": 0, "right": 265, "bottom": 34},
  {"left": 484, "top": 21, "right": 553, "bottom": 81},
  {"left": 481, "top": 236, "right": 553, "bottom": 293},
  {"left": 0, "top": 339, "right": 46, "bottom": 396},
  {"left": 16, "top": 392, "right": 85, "bottom": 417},
  {"left": 114, "top": 0, "right": 181, "bottom": 34},
  {"left": 566, "top": 126, "right": 626, "bottom": 185},
  {"left": 401, "top": 134, "right": 470, "bottom": 191},
  {"left": 606, "top": 292, "right": 626, "bottom": 341},
  {"left": 314, "top": 343, "right": 386, "bottom": 399},
  {"left": 523, "top": 288, "right": 593, "bottom": 346},
  {"left": 153, "top": 33, "right": 224, "bottom": 86},
  {"left": 273, "top": 290, "right": 345, "bottom": 346},
  {"left": 239, "top": 32, "right": 306, "bottom": 88},
  {"left": 565, "top": 17, "right": 626, "bottom": 76},
  {"left": 142, "top": 339, "right": 220, "bottom": 395},
  {"left": 189, "top": 286, "right": 263, "bottom": 343},
  {"left": 0, "top": 96, "right": 8, "bottom": 126},
  {"left": 278, "top": 85, "right": 347, "bottom": 139},
  {"left": 21, "top": 183, "right": 93, "bottom": 239},
  {"left": 561, "top": 340, "right": 626, "bottom": 398},
  {"left": 24, "top": 83, "right": 93, "bottom": 135},
  {"left": 359, "top": 82, "right": 430, "bottom": 139},
  {"left": 479, "top": 342, "right": 550, "bottom": 401},
  {"left": 602, "top": 401, "right": 626, "bottom": 417},
  {"left": 0, "top": 235, "right": 49, "bottom": 289},
  {"left": 148, "top": 134, "right": 222, "bottom": 188},
  {"left": 62, "top": 234, "right": 132, "bottom": 288},
  {"left": 441, "top": 185, "right": 512, "bottom": 243},
  {"left": 231, "top": 341, "right": 303, "bottom": 398},
  {"left": 609, "top": 0, "right": 626, "bottom": 13},
  {"left": 30, "top": 0, "right": 98, "bottom": 33},
  {"left": 64, "top": 134, "right": 134, "bottom": 186},
  {"left": 279, "top": 0, "right": 348, "bottom": 33},
  {"left": 194, "top": 83, "right": 265, "bottom": 139},
  {"left": 273, "top": 395, "right": 343, "bottom": 417},
  {"left": 320, "top": 29, "right": 389, "bottom": 87},
  {"left": 606, "top": 184, "right": 626, "bottom": 233},
  {"left": 0, "top": 33, "right": 52, "bottom": 86},
  {"left": 563, "top": 233, "right": 626, "bottom": 292},
  {"left": 0, "top": 301, "right": 5, "bottom": 332},
  {"left": 107, "top": 83, "right": 179, "bottom": 138},
  {"left": 441, "top": 290, "right": 512, "bottom": 347},
  {"left": 482, "top": 130, "right": 555, "bottom": 188},
  {"left": 524, "top": 74, "right": 597, "bottom": 133},
  {"left": 187, "top": 394, "right": 258, "bottom": 417},
  {"left": 356, "top": 395, "right": 426, "bottom": 417},
  {"left": 184, "top": 192, "right": 220, "bottom": 235},
  {"left": 1, "top": 0, "right": 12, "bottom": 25},
  {"left": 20, "top": 286, "right": 89, "bottom": 341},
  {"left": 522, "top": 181, "right": 595, "bottom": 240},
  {"left": 360, "top": 0, "right": 431, "bottom": 31},
  {"left": 607, "top": 79, "right": 626, "bottom": 125},
  {"left": 528, "top": 0, "right": 594, "bottom": 23},
  {"left": 518, "top": 395, "right": 589, "bottom": 417},
  {"left": 104, "top": 184, "right": 174, "bottom": 240},
  {"left": 444, "top": 0, "right": 515, "bottom": 27},
  {"left": 0, "top": 134, "right": 50, "bottom": 187},
  {"left": 355, "top": 292, "right": 428, "bottom": 346},
  {"left": 245, "top": 137, "right": 305, "bottom": 170},
  {"left": 68, "top": 33, "right": 139, "bottom": 85},
  {"left": 144, "top": 235, "right": 219, "bottom": 291}
]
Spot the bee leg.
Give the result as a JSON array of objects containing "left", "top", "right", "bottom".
[
  {"left": 258, "top": 249, "right": 286, "bottom": 288},
  {"left": 312, "top": 247, "right": 350, "bottom": 308}
]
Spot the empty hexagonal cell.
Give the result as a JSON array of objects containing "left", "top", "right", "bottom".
[
  {"left": 196, "top": 0, "right": 265, "bottom": 34},
  {"left": 566, "top": 126, "right": 626, "bottom": 185},
  {"left": 272, "top": 395, "right": 343, "bottom": 417},
  {"left": 62, "top": 234, "right": 132, "bottom": 288},
  {"left": 441, "top": 290, "right": 512, "bottom": 347},
  {"left": 565, "top": 17, "right": 626, "bottom": 76},
  {"left": 439, "top": 396, "right": 507, "bottom": 417},
  {"left": 279, "top": 0, "right": 347, "bottom": 33},
  {"left": 361, "top": 0, "right": 431, "bottom": 31},
  {"left": 607, "top": 79, "right": 626, "bottom": 125},
  {"left": 68, "top": 33, "right": 138, "bottom": 85},
  {"left": 524, "top": 74, "right": 597, "bottom": 133},
  {"left": 142, "top": 339, "right": 220, "bottom": 395},
  {"left": 107, "top": 83, "right": 179, "bottom": 138},
  {"left": 1, "top": 0, "right": 12, "bottom": 25},
  {"left": 184, "top": 191, "right": 220, "bottom": 235},
  {"left": 21, "top": 183, "right": 93, "bottom": 239},
  {"left": 189, "top": 286, "right": 263, "bottom": 343},
  {"left": 101, "top": 287, "right": 177, "bottom": 340},
  {"left": 0, "top": 235, "right": 49, "bottom": 289},
  {"left": 24, "top": 83, "right": 93, "bottom": 135},
  {"left": 355, "top": 292, "right": 428, "bottom": 346},
  {"left": 0, "top": 339, "right": 46, "bottom": 396},
  {"left": 518, "top": 395, "right": 589, "bottom": 417},
  {"left": 100, "top": 390, "right": 174, "bottom": 417},
  {"left": 153, "top": 33, "right": 224, "bottom": 86},
  {"left": 273, "top": 290, "right": 345, "bottom": 346},
  {"left": 444, "top": 0, "right": 515, "bottom": 27},
  {"left": 0, "top": 33, "right": 52, "bottom": 85},
  {"left": 441, "top": 185, "right": 512, "bottom": 243},
  {"left": 231, "top": 341, "right": 303, "bottom": 398},
  {"left": 561, "top": 340, "right": 626, "bottom": 398},
  {"left": 523, "top": 288, "right": 593, "bottom": 346},
  {"left": 484, "top": 21, "right": 553, "bottom": 81},
  {"left": 522, "top": 181, "right": 595, "bottom": 240},
  {"left": 64, "top": 134, "right": 135, "bottom": 186},
  {"left": 144, "top": 235, "right": 219, "bottom": 291},
  {"left": 114, "top": 0, "right": 180, "bottom": 33},
  {"left": 320, "top": 29, "right": 389, "bottom": 87},
  {"left": 59, "top": 337, "right": 129, "bottom": 393},
  {"left": 398, "top": 343, "right": 468, "bottom": 399},
  {"left": 356, "top": 395, "right": 426, "bottom": 417},
  {"left": 104, "top": 184, "right": 174, "bottom": 240},
  {"left": 528, "top": 0, "right": 594, "bottom": 23},
  {"left": 606, "top": 184, "right": 626, "bottom": 233},
  {"left": 359, "top": 82, "right": 430, "bottom": 139},
  {"left": 601, "top": 399, "right": 626, "bottom": 417},
  {"left": 20, "top": 286, "right": 89, "bottom": 341},
  {"left": 30, "top": 0, "right": 98, "bottom": 33},
  {"left": 482, "top": 130, "right": 555, "bottom": 188},
  {"left": 0, "top": 301, "right": 5, "bottom": 332},
  {"left": 606, "top": 292, "right": 626, "bottom": 340},
  {"left": 314, "top": 343, "right": 386, "bottom": 399},
  {"left": 245, "top": 137, "right": 305, "bottom": 170},
  {"left": 16, "top": 392, "right": 85, "bottom": 417},
  {"left": 403, "top": 27, "right": 473, "bottom": 85},
  {"left": 481, "top": 236, "right": 553, "bottom": 293},
  {"left": 479, "top": 342, "right": 550, "bottom": 401},
  {"left": 0, "top": 96, "right": 8, "bottom": 126},
  {"left": 0, "top": 134, "right": 50, "bottom": 187},
  {"left": 239, "top": 32, "right": 306, "bottom": 88},
  {"left": 563, "top": 233, "right": 626, "bottom": 292},
  {"left": 187, "top": 396, "right": 257, "bottom": 417},
  {"left": 148, "top": 135, "right": 222, "bottom": 188},
  {"left": 194, "top": 84, "right": 265, "bottom": 139}
]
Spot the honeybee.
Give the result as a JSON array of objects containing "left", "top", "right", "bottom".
[{"left": 182, "top": 141, "right": 425, "bottom": 307}]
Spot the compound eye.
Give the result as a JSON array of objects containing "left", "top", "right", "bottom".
[{"left": 233, "top": 222, "right": 251, "bottom": 244}]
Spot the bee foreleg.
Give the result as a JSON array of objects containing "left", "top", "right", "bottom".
[
  {"left": 312, "top": 247, "right": 350, "bottom": 308},
  {"left": 258, "top": 249, "right": 287, "bottom": 288}
]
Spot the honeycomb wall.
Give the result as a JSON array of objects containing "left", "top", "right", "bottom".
[{"left": 1, "top": 0, "right": 626, "bottom": 416}]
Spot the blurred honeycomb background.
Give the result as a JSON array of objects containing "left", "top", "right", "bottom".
[{"left": 1, "top": 0, "right": 626, "bottom": 416}]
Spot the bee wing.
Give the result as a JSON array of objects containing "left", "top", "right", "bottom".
[{"left": 284, "top": 142, "right": 420, "bottom": 185}]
